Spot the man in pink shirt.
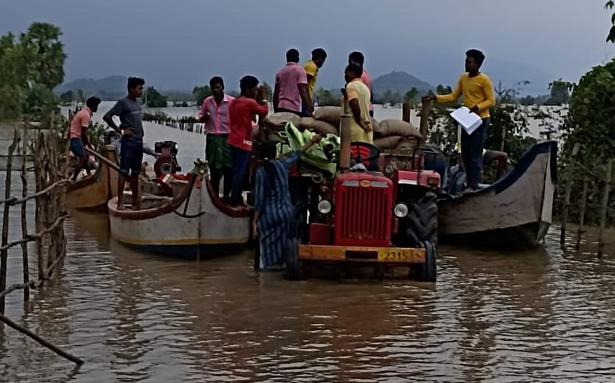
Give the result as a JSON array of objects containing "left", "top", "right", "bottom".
[
  {"left": 349, "top": 51, "right": 374, "bottom": 117},
  {"left": 68, "top": 96, "right": 101, "bottom": 181},
  {"left": 198, "top": 76, "right": 234, "bottom": 200},
  {"left": 274, "top": 49, "right": 312, "bottom": 117}
]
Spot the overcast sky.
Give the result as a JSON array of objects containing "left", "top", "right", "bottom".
[{"left": 1, "top": 0, "right": 614, "bottom": 93}]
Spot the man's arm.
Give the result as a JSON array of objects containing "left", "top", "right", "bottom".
[
  {"left": 475, "top": 77, "right": 496, "bottom": 113},
  {"left": 197, "top": 98, "right": 210, "bottom": 123},
  {"left": 349, "top": 99, "right": 370, "bottom": 132},
  {"left": 273, "top": 79, "right": 280, "bottom": 112},
  {"left": 103, "top": 101, "right": 122, "bottom": 133},
  {"left": 299, "top": 83, "right": 313, "bottom": 116},
  {"left": 435, "top": 76, "right": 463, "bottom": 104},
  {"left": 81, "top": 126, "right": 90, "bottom": 147}
]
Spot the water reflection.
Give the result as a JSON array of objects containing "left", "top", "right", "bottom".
[{"left": 0, "top": 204, "right": 614, "bottom": 381}]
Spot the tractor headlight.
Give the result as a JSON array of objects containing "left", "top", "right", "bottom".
[
  {"left": 394, "top": 203, "right": 409, "bottom": 218},
  {"left": 317, "top": 200, "right": 332, "bottom": 215}
]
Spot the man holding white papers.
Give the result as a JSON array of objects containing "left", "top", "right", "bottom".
[{"left": 424, "top": 49, "right": 495, "bottom": 191}]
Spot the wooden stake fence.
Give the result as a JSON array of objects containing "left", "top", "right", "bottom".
[
  {"left": 560, "top": 145, "right": 614, "bottom": 256},
  {"left": 0, "top": 128, "right": 82, "bottom": 365}
]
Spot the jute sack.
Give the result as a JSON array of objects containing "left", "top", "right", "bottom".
[
  {"left": 371, "top": 118, "right": 381, "bottom": 134},
  {"left": 299, "top": 117, "right": 338, "bottom": 135},
  {"left": 373, "top": 135, "right": 403, "bottom": 150},
  {"left": 394, "top": 137, "right": 420, "bottom": 152},
  {"left": 313, "top": 106, "right": 342, "bottom": 126},
  {"left": 378, "top": 119, "right": 422, "bottom": 138},
  {"left": 264, "top": 112, "right": 301, "bottom": 129}
]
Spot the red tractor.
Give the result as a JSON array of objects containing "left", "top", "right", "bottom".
[{"left": 288, "top": 106, "right": 441, "bottom": 281}]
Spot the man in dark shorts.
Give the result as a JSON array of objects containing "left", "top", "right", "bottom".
[
  {"left": 103, "top": 77, "right": 145, "bottom": 210},
  {"left": 198, "top": 76, "right": 234, "bottom": 200},
  {"left": 68, "top": 96, "right": 101, "bottom": 181}
]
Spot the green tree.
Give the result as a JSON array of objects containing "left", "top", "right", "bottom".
[
  {"left": 606, "top": 1, "right": 615, "bottom": 42},
  {"left": 0, "top": 33, "right": 29, "bottom": 119},
  {"left": 20, "top": 22, "right": 66, "bottom": 88},
  {"left": 404, "top": 87, "right": 419, "bottom": 104},
  {"left": 144, "top": 86, "right": 167, "bottom": 107},
  {"left": 563, "top": 60, "right": 615, "bottom": 166},
  {"left": 314, "top": 88, "right": 340, "bottom": 106},
  {"left": 192, "top": 85, "right": 211, "bottom": 107},
  {"left": 59, "top": 90, "right": 73, "bottom": 104},
  {"left": 436, "top": 84, "right": 452, "bottom": 95},
  {"left": 545, "top": 79, "right": 573, "bottom": 105}
]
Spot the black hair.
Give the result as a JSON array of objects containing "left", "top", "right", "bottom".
[
  {"left": 86, "top": 96, "right": 102, "bottom": 109},
  {"left": 286, "top": 48, "right": 300, "bottom": 63},
  {"left": 345, "top": 63, "right": 363, "bottom": 78},
  {"left": 209, "top": 76, "right": 224, "bottom": 89},
  {"left": 259, "top": 141, "right": 279, "bottom": 197},
  {"left": 239, "top": 75, "right": 259, "bottom": 94},
  {"left": 312, "top": 48, "right": 327, "bottom": 60},
  {"left": 466, "top": 49, "right": 485, "bottom": 66},
  {"left": 127, "top": 76, "right": 145, "bottom": 90},
  {"left": 349, "top": 51, "right": 365, "bottom": 65}
]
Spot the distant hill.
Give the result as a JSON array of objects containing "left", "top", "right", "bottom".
[
  {"left": 372, "top": 71, "right": 434, "bottom": 96},
  {"left": 56, "top": 76, "right": 128, "bottom": 100}
]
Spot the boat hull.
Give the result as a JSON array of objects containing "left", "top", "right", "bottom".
[
  {"left": 66, "top": 146, "right": 119, "bottom": 210},
  {"left": 439, "top": 141, "right": 557, "bottom": 248},
  {"left": 108, "top": 176, "right": 251, "bottom": 256}
]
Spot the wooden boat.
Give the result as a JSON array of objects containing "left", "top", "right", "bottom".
[
  {"left": 66, "top": 145, "right": 119, "bottom": 210},
  {"left": 438, "top": 141, "right": 557, "bottom": 248},
  {"left": 107, "top": 167, "right": 251, "bottom": 256}
]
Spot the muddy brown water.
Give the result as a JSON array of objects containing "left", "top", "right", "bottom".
[{"left": 1, "top": 125, "right": 615, "bottom": 382}]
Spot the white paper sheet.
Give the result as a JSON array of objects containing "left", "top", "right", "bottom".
[{"left": 450, "top": 106, "right": 483, "bottom": 135}]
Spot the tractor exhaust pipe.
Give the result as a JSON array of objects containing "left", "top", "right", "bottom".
[{"left": 339, "top": 88, "right": 351, "bottom": 173}]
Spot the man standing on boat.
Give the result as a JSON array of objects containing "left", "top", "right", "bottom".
[
  {"left": 345, "top": 63, "right": 373, "bottom": 144},
  {"left": 103, "top": 77, "right": 146, "bottom": 210},
  {"left": 303, "top": 48, "right": 327, "bottom": 113},
  {"left": 348, "top": 51, "right": 373, "bottom": 117},
  {"left": 228, "top": 75, "right": 269, "bottom": 207},
  {"left": 68, "top": 96, "right": 101, "bottom": 181},
  {"left": 274, "top": 49, "right": 312, "bottom": 116},
  {"left": 424, "top": 49, "right": 495, "bottom": 191},
  {"left": 198, "top": 76, "right": 234, "bottom": 201}
]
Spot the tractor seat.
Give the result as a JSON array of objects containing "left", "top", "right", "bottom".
[{"left": 350, "top": 142, "right": 380, "bottom": 171}]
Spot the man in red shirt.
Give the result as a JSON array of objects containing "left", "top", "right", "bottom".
[{"left": 228, "top": 75, "right": 269, "bottom": 206}]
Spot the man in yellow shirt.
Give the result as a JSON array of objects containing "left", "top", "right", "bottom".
[
  {"left": 425, "top": 49, "right": 495, "bottom": 190},
  {"left": 303, "top": 48, "right": 327, "bottom": 115},
  {"left": 345, "top": 63, "right": 373, "bottom": 144}
]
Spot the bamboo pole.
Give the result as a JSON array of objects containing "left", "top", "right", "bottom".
[
  {"left": 575, "top": 177, "right": 589, "bottom": 250},
  {"left": 339, "top": 89, "right": 351, "bottom": 172},
  {"left": 1, "top": 130, "right": 20, "bottom": 313},
  {"left": 20, "top": 128, "right": 30, "bottom": 301},
  {"left": 0, "top": 313, "right": 84, "bottom": 365},
  {"left": 402, "top": 102, "right": 411, "bottom": 122},
  {"left": 418, "top": 100, "right": 433, "bottom": 146},
  {"left": 35, "top": 132, "right": 46, "bottom": 280},
  {"left": 598, "top": 159, "right": 612, "bottom": 258},
  {"left": 560, "top": 143, "right": 580, "bottom": 247}
]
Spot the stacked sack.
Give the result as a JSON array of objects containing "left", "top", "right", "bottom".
[
  {"left": 373, "top": 119, "right": 422, "bottom": 152},
  {"left": 263, "top": 106, "right": 422, "bottom": 152}
]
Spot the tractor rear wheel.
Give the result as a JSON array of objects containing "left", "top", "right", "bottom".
[{"left": 404, "top": 191, "right": 438, "bottom": 247}]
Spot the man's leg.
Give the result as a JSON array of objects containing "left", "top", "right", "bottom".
[
  {"left": 117, "top": 174, "right": 126, "bottom": 210},
  {"left": 222, "top": 166, "right": 232, "bottom": 201},
  {"left": 130, "top": 143, "right": 144, "bottom": 210},
  {"left": 210, "top": 168, "right": 222, "bottom": 196},
  {"left": 460, "top": 130, "right": 472, "bottom": 188},
  {"left": 467, "top": 120, "right": 489, "bottom": 189},
  {"left": 130, "top": 175, "right": 140, "bottom": 210},
  {"left": 230, "top": 147, "right": 245, "bottom": 206}
]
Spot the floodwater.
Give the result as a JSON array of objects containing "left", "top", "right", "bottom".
[{"left": 1, "top": 122, "right": 615, "bottom": 382}]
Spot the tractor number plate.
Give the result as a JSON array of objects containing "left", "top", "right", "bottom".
[{"left": 377, "top": 249, "right": 415, "bottom": 262}]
